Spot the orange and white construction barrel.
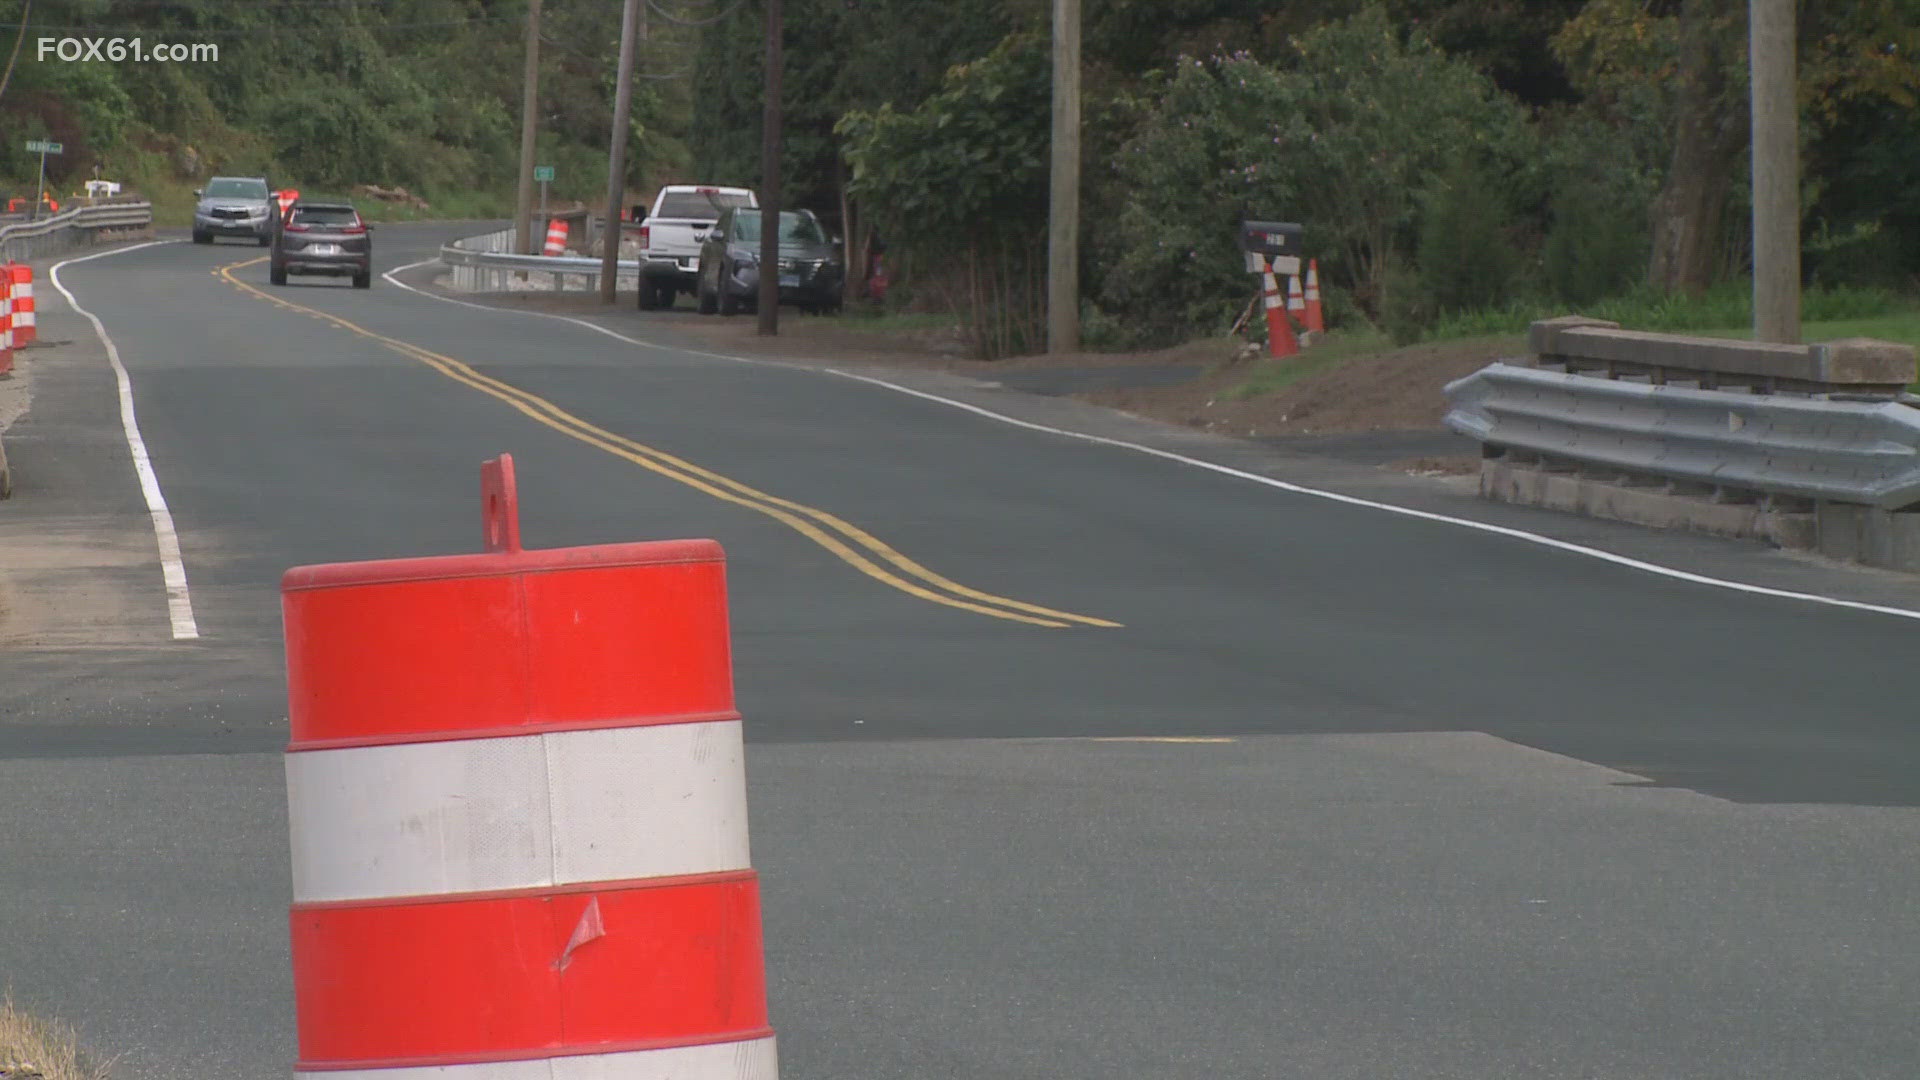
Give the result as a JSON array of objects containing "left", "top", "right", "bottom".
[
  {"left": 544, "top": 218, "right": 571, "bottom": 256},
  {"left": 280, "top": 454, "right": 777, "bottom": 1080},
  {"left": 0, "top": 269, "right": 13, "bottom": 376},
  {"left": 8, "top": 264, "right": 34, "bottom": 345}
]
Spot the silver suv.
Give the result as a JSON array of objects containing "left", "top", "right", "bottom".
[{"left": 192, "top": 176, "right": 273, "bottom": 245}]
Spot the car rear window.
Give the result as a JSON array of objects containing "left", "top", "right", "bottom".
[
  {"left": 731, "top": 210, "right": 825, "bottom": 244},
  {"left": 656, "top": 190, "right": 752, "bottom": 219},
  {"left": 292, "top": 206, "right": 359, "bottom": 226},
  {"left": 207, "top": 178, "right": 268, "bottom": 199}
]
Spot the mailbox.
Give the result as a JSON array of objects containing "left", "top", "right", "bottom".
[{"left": 1238, "top": 220, "right": 1302, "bottom": 258}]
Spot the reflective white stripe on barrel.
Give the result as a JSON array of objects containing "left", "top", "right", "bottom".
[
  {"left": 307, "top": 1037, "right": 779, "bottom": 1080},
  {"left": 288, "top": 720, "right": 751, "bottom": 903}
]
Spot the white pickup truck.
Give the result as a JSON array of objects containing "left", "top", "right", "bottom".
[{"left": 637, "top": 184, "right": 757, "bottom": 310}]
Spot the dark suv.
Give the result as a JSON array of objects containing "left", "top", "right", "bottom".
[
  {"left": 270, "top": 200, "right": 372, "bottom": 288},
  {"left": 695, "top": 208, "right": 844, "bottom": 316}
]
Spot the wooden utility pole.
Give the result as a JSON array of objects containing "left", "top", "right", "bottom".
[
  {"left": 757, "top": 0, "right": 783, "bottom": 335},
  {"left": 600, "top": 0, "right": 642, "bottom": 303},
  {"left": 1047, "top": 0, "right": 1081, "bottom": 354},
  {"left": 514, "top": 0, "right": 542, "bottom": 255},
  {"left": 1750, "top": 0, "right": 1799, "bottom": 343}
]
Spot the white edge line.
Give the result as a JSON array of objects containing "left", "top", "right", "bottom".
[
  {"left": 49, "top": 240, "right": 200, "bottom": 640},
  {"left": 381, "top": 258, "right": 1920, "bottom": 626}
]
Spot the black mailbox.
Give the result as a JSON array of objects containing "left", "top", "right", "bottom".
[{"left": 1238, "top": 220, "right": 1302, "bottom": 257}]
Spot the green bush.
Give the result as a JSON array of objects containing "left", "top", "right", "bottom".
[
  {"left": 1539, "top": 112, "right": 1658, "bottom": 306},
  {"left": 1096, "top": 5, "right": 1533, "bottom": 348},
  {"left": 1418, "top": 155, "right": 1522, "bottom": 317}
]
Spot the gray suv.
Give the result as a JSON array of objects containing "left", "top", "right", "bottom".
[
  {"left": 192, "top": 176, "right": 273, "bottom": 245},
  {"left": 270, "top": 200, "right": 372, "bottom": 288}
]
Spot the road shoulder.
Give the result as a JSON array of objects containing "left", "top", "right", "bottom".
[{"left": 0, "top": 277, "right": 171, "bottom": 649}]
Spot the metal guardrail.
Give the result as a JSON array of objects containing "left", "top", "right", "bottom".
[
  {"left": 440, "top": 225, "right": 639, "bottom": 293},
  {"left": 1445, "top": 317, "right": 1920, "bottom": 511},
  {"left": 0, "top": 199, "right": 153, "bottom": 261},
  {"left": 1446, "top": 363, "right": 1920, "bottom": 510}
]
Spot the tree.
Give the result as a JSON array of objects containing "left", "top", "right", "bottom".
[
  {"left": 1555, "top": 0, "right": 1920, "bottom": 295},
  {"left": 839, "top": 34, "right": 1053, "bottom": 357},
  {"left": 1099, "top": 6, "right": 1532, "bottom": 344}
]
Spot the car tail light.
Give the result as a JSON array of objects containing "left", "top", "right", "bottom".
[
  {"left": 341, "top": 223, "right": 367, "bottom": 235},
  {"left": 284, "top": 222, "right": 311, "bottom": 232},
  {"left": 638, "top": 224, "right": 650, "bottom": 249}
]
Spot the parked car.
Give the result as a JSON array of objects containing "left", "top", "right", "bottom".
[
  {"left": 192, "top": 176, "right": 274, "bottom": 245},
  {"left": 270, "top": 200, "right": 372, "bottom": 288},
  {"left": 637, "top": 184, "right": 757, "bottom": 310},
  {"left": 695, "top": 208, "right": 844, "bottom": 316}
]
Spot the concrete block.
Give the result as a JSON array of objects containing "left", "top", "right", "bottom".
[
  {"left": 1816, "top": 338, "right": 1917, "bottom": 387},
  {"left": 1817, "top": 502, "right": 1866, "bottom": 563},
  {"left": 1558, "top": 327, "right": 1817, "bottom": 383},
  {"left": 1891, "top": 513, "right": 1920, "bottom": 571},
  {"left": 1529, "top": 315, "right": 1621, "bottom": 360}
]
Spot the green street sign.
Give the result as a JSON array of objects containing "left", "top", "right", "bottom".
[
  {"left": 24, "top": 140, "right": 63, "bottom": 154},
  {"left": 533, "top": 166, "right": 555, "bottom": 182}
]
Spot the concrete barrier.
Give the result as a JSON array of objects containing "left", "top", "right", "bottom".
[{"left": 1447, "top": 317, "right": 1920, "bottom": 572}]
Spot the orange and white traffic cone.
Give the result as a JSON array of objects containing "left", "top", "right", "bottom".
[
  {"left": 0, "top": 271, "right": 13, "bottom": 377},
  {"left": 543, "top": 218, "right": 570, "bottom": 256},
  {"left": 8, "top": 264, "right": 34, "bottom": 345},
  {"left": 1260, "top": 257, "right": 1299, "bottom": 359},
  {"left": 1286, "top": 273, "right": 1309, "bottom": 342},
  {"left": 1303, "top": 259, "right": 1325, "bottom": 334}
]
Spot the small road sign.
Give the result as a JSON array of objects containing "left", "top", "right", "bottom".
[
  {"left": 533, "top": 166, "right": 555, "bottom": 182},
  {"left": 24, "top": 140, "right": 63, "bottom": 154}
]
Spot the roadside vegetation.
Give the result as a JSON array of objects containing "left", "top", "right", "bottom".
[
  {"left": 0, "top": 1, "right": 704, "bottom": 222},
  {"left": 3, "top": 1, "right": 1917, "bottom": 367},
  {"left": 694, "top": 0, "right": 1920, "bottom": 360},
  {"left": 0, "top": 995, "right": 109, "bottom": 1080}
]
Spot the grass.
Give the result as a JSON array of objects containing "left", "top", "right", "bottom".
[
  {"left": 0, "top": 994, "right": 111, "bottom": 1080},
  {"left": 831, "top": 310, "right": 960, "bottom": 335},
  {"left": 1692, "top": 310, "right": 1920, "bottom": 349},
  {"left": 1227, "top": 326, "right": 1425, "bottom": 400},
  {"left": 1426, "top": 281, "right": 1918, "bottom": 343},
  {"left": 1218, "top": 297, "right": 1920, "bottom": 406}
]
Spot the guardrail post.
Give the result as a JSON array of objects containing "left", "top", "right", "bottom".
[{"left": 281, "top": 454, "right": 778, "bottom": 1080}]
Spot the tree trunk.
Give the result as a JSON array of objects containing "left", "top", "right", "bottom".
[{"left": 1647, "top": 0, "right": 1746, "bottom": 295}]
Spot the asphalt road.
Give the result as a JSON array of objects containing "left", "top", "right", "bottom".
[{"left": 1, "top": 225, "right": 1917, "bottom": 1079}]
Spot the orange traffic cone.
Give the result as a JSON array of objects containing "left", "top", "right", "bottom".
[
  {"left": 1303, "top": 259, "right": 1325, "bottom": 334},
  {"left": 543, "top": 218, "right": 570, "bottom": 256},
  {"left": 1286, "top": 273, "right": 1309, "bottom": 340},
  {"left": 1260, "top": 258, "right": 1299, "bottom": 359}
]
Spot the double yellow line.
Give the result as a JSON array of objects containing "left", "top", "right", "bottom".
[{"left": 216, "top": 258, "right": 1120, "bottom": 630}]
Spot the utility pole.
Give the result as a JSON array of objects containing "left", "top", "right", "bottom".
[
  {"left": 514, "top": 0, "right": 542, "bottom": 255},
  {"left": 757, "top": 0, "right": 783, "bottom": 335},
  {"left": 600, "top": 0, "right": 641, "bottom": 303},
  {"left": 1750, "top": 0, "right": 1799, "bottom": 343},
  {"left": 1047, "top": 0, "right": 1081, "bottom": 354}
]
